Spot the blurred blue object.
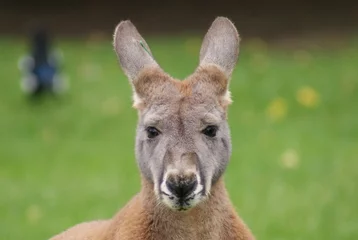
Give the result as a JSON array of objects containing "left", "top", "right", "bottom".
[{"left": 18, "top": 29, "right": 68, "bottom": 96}]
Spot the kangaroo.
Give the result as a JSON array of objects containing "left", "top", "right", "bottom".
[{"left": 50, "top": 16, "right": 255, "bottom": 240}]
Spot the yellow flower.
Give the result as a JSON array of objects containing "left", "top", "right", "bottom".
[
  {"left": 266, "top": 97, "right": 288, "bottom": 122},
  {"left": 280, "top": 148, "right": 299, "bottom": 169},
  {"left": 26, "top": 204, "right": 42, "bottom": 224},
  {"left": 296, "top": 86, "right": 320, "bottom": 108}
]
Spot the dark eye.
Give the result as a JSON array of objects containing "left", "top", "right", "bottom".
[
  {"left": 202, "top": 125, "right": 218, "bottom": 137},
  {"left": 146, "top": 127, "right": 160, "bottom": 139}
]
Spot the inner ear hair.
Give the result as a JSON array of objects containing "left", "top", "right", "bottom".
[
  {"left": 132, "top": 68, "right": 178, "bottom": 109},
  {"left": 188, "top": 64, "right": 232, "bottom": 107}
]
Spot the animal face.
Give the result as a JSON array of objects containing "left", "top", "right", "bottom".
[{"left": 113, "top": 17, "right": 240, "bottom": 211}]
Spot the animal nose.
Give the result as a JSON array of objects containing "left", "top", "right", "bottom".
[{"left": 166, "top": 176, "right": 198, "bottom": 199}]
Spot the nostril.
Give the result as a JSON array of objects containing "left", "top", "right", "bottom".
[
  {"left": 166, "top": 179, "right": 178, "bottom": 196},
  {"left": 181, "top": 179, "right": 197, "bottom": 197},
  {"left": 166, "top": 178, "right": 197, "bottom": 199}
]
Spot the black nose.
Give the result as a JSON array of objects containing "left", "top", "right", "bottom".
[{"left": 166, "top": 177, "right": 198, "bottom": 199}]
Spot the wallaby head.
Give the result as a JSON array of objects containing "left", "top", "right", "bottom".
[{"left": 113, "top": 17, "right": 240, "bottom": 211}]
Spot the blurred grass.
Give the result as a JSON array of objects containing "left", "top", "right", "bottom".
[{"left": 0, "top": 35, "right": 357, "bottom": 239}]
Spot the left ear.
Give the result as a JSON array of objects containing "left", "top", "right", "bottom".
[
  {"left": 189, "top": 17, "right": 239, "bottom": 107},
  {"left": 199, "top": 17, "right": 240, "bottom": 78}
]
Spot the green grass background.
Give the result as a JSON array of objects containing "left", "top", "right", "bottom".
[{"left": 0, "top": 36, "right": 357, "bottom": 239}]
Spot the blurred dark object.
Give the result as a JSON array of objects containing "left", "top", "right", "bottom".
[{"left": 18, "top": 28, "right": 68, "bottom": 97}]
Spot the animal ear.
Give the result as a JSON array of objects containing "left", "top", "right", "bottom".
[
  {"left": 199, "top": 17, "right": 240, "bottom": 78},
  {"left": 114, "top": 20, "right": 171, "bottom": 109},
  {"left": 113, "top": 20, "right": 160, "bottom": 81}
]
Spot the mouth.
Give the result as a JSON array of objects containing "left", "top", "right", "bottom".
[
  {"left": 157, "top": 167, "right": 208, "bottom": 211},
  {"left": 160, "top": 189, "right": 206, "bottom": 211}
]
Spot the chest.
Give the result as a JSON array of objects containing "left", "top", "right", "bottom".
[
  {"left": 149, "top": 224, "right": 221, "bottom": 240},
  {"left": 113, "top": 214, "right": 223, "bottom": 240}
]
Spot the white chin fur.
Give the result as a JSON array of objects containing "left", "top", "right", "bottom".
[{"left": 159, "top": 172, "right": 206, "bottom": 211}]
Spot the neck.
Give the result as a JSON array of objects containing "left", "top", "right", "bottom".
[{"left": 108, "top": 177, "right": 254, "bottom": 240}]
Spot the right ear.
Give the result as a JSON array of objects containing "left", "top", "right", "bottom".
[
  {"left": 113, "top": 20, "right": 160, "bottom": 81},
  {"left": 113, "top": 20, "right": 167, "bottom": 108}
]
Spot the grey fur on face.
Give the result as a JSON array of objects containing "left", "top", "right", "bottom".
[{"left": 113, "top": 17, "right": 239, "bottom": 211}]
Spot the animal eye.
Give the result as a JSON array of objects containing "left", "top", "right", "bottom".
[
  {"left": 202, "top": 125, "right": 218, "bottom": 137},
  {"left": 146, "top": 127, "right": 160, "bottom": 139}
]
